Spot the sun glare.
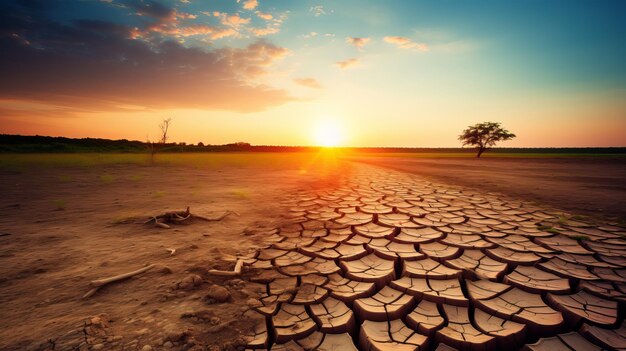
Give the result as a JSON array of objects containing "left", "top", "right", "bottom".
[{"left": 313, "top": 120, "right": 343, "bottom": 147}]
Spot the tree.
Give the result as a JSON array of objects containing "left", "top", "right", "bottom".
[
  {"left": 158, "top": 118, "right": 172, "bottom": 144},
  {"left": 147, "top": 118, "right": 173, "bottom": 159},
  {"left": 459, "top": 122, "right": 516, "bottom": 158}
]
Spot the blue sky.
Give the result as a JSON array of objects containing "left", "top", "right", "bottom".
[{"left": 1, "top": 0, "right": 624, "bottom": 146}]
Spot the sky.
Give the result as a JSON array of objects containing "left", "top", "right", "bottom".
[{"left": 0, "top": 0, "right": 625, "bottom": 147}]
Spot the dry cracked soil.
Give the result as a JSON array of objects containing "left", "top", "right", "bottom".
[{"left": 0, "top": 156, "right": 624, "bottom": 351}]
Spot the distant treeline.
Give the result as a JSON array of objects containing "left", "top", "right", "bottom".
[{"left": 1, "top": 134, "right": 625, "bottom": 154}]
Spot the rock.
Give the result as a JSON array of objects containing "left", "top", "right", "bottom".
[
  {"left": 178, "top": 274, "right": 204, "bottom": 291},
  {"left": 204, "top": 285, "right": 232, "bottom": 303},
  {"left": 141, "top": 345, "right": 153, "bottom": 351},
  {"left": 210, "top": 316, "right": 221, "bottom": 325},
  {"left": 163, "top": 341, "right": 174, "bottom": 348},
  {"left": 165, "top": 329, "right": 187, "bottom": 342},
  {"left": 226, "top": 279, "right": 245, "bottom": 290},
  {"left": 92, "top": 344, "right": 104, "bottom": 350}
]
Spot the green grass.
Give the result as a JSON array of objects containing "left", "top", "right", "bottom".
[
  {"left": 52, "top": 199, "right": 66, "bottom": 211},
  {"left": 568, "top": 234, "right": 590, "bottom": 241},
  {"left": 129, "top": 174, "right": 144, "bottom": 182},
  {"left": 545, "top": 227, "right": 561, "bottom": 234},
  {"left": 0, "top": 152, "right": 323, "bottom": 170},
  {"left": 230, "top": 188, "right": 250, "bottom": 199},
  {"left": 57, "top": 175, "right": 73, "bottom": 182},
  {"left": 100, "top": 174, "right": 115, "bottom": 183},
  {"left": 351, "top": 152, "right": 626, "bottom": 159},
  {"left": 537, "top": 224, "right": 561, "bottom": 235}
]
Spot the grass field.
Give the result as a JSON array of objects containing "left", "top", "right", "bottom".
[
  {"left": 2, "top": 150, "right": 624, "bottom": 171},
  {"left": 0, "top": 152, "right": 325, "bottom": 171}
]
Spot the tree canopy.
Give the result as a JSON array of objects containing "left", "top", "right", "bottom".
[{"left": 459, "top": 122, "right": 516, "bottom": 157}]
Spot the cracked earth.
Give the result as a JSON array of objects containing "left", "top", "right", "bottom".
[{"left": 240, "top": 163, "right": 625, "bottom": 351}]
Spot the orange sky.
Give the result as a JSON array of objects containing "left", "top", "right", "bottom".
[{"left": 1, "top": 0, "right": 625, "bottom": 147}]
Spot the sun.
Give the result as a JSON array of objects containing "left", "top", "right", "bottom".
[{"left": 313, "top": 120, "right": 343, "bottom": 147}]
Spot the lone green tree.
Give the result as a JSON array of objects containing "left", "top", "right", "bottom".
[{"left": 459, "top": 122, "right": 516, "bottom": 158}]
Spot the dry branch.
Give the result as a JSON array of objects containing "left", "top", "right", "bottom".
[
  {"left": 208, "top": 259, "right": 244, "bottom": 276},
  {"left": 144, "top": 207, "right": 238, "bottom": 229},
  {"left": 82, "top": 264, "right": 155, "bottom": 299}
]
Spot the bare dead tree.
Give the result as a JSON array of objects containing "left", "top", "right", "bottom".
[
  {"left": 159, "top": 118, "right": 172, "bottom": 144},
  {"left": 148, "top": 118, "right": 173, "bottom": 162}
]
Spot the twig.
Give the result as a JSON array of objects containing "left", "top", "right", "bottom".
[
  {"left": 83, "top": 264, "right": 155, "bottom": 299},
  {"left": 154, "top": 218, "right": 171, "bottom": 229},
  {"left": 144, "top": 208, "right": 237, "bottom": 229},
  {"left": 193, "top": 210, "right": 239, "bottom": 222},
  {"left": 208, "top": 259, "right": 244, "bottom": 276}
]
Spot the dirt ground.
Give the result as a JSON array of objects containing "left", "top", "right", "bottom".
[
  {"left": 0, "top": 153, "right": 346, "bottom": 351},
  {"left": 0, "top": 152, "right": 624, "bottom": 351},
  {"left": 349, "top": 155, "right": 626, "bottom": 222}
]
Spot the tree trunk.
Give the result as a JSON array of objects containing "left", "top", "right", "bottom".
[{"left": 476, "top": 147, "right": 485, "bottom": 158}]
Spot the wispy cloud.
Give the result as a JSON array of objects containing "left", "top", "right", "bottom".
[
  {"left": 256, "top": 11, "right": 272, "bottom": 20},
  {"left": 251, "top": 26, "right": 280, "bottom": 36},
  {"left": 293, "top": 78, "right": 322, "bottom": 89},
  {"left": 346, "top": 37, "right": 370, "bottom": 49},
  {"left": 335, "top": 58, "right": 359, "bottom": 69},
  {"left": 219, "top": 13, "right": 251, "bottom": 27},
  {"left": 384, "top": 36, "right": 428, "bottom": 51},
  {"left": 242, "top": 0, "right": 258, "bottom": 10},
  {"left": 310, "top": 5, "right": 329, "bottom": 17}
]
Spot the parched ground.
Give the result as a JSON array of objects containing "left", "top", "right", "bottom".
[
  {"left": 348, "top": 154, "right": 626, "bottom": 222},
  {"left": 0, "top": 153, "right": 624, "bottom": 351}
]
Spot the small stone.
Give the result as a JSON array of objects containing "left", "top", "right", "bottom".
[
  {"left": 141, "top": 345, "right": 153, "bottom": 351},
  {"left": 163, "top": 341, "right": 174, "bottom": 348},
  {"left": 178, "top": 274, "right": 203, "bottom": 291},
  {"left": 165, "top": 329, "right": 187, "bottom": 342},
  {"left": 92, "top": 344, "right": 105, "bottom": 350},
  {"left": 204, "top": 285, "right": 231, "bottom": 303},
  {"left": 209, "top": 316, "right": 221, "bottom": 325}
]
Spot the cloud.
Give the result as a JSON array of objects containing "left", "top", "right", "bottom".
[
  {"left": 346, "top": 37, "right": 370, "bottom": 49},
  {"left": 301, "top": 32, "right": 318, "bottom": 39},
  {"left": 335, "top": 58, "right": 359, "bottom": 69},
  {"left": 123, "top": 0, "right": 174, "bottom": 21},
  {"left": 251, "top": 26, "right": 280, "bottom": 36},
  {"left": 309, "top": 5, "right": 327, "bottom": 17},
  {"left": 293, "top": 78, "right": 322, "bottom": 89},
  {"left": 220, "top": 13, "right": 251, "bottom": 27},
  {"left": 256, "top": 11, "right": 273, "bottom": 20},
  {"left": 0, "top": 1, "right": 292, "bottom": 113},
  {"left": 242, "top": 0, "right": 258, "bottom": 10},
  {"left": 145, "top": 24, "right": 235, "bottom": 39},
  {"left": 115, "top": 1, "right": 238, "bottom": 40},
  {"left": 384, "top": 36, "right": 429, "bottom": 51}
]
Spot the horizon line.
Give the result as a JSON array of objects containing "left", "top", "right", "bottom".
[{"left": 2, "top": 133, "right": 626, "bottom": 150}]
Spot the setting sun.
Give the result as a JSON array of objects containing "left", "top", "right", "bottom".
[{"left": 313, "top": 120, "right": 343, "bottom": 147}]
